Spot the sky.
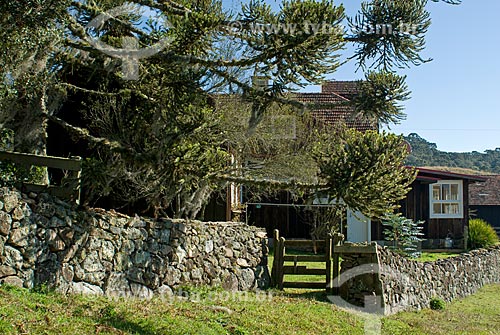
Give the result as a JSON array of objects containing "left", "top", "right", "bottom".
[{"left": 221, "top": 0, "right": 500, "bottom": 153}]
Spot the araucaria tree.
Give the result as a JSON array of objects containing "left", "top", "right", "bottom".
[
  {"left": 0, "top": 0, "right": 459, "bottom": 218},
  {"left": 313, "top": 128, "right": 416, "bottom": 219}
]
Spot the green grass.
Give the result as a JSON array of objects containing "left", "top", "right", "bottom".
[
  {"left": 0, "top": 283, "right": 499, "bottom": 334},
  {"left": 268, "top": 248, "right": 328, "bottom": 286},
  {"left": 385, "top": 284, "right": 500, "bottom": 335},
  {"left": 270, "top": 248, "right": 460, "bottom": 287},
  {"left": 414, "top": 252, "right": 460, "bottom": 262}
]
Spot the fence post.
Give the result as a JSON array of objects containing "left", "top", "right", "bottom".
[
  {"left": 70, "top": 156, "right": 82, "bottom": 204},
  {"left": 271, "top": 229, "right": 279, "bottom": 287},
  {"left": 277, "top": 237, "right": 286, "bottom": 290},
  {"left": 332, "top": 233, "right": 343, "bottom": 295},
  {"left": 325, "top": 235, "right": 333, "bottom": 294}
]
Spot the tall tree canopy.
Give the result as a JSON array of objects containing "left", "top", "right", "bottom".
[{"left": 0, "top": 0, "right": 459, "bottom": 218}]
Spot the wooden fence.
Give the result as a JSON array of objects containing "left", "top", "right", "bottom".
[
  {"left": 0, "top": 150, "right": 82, "bottom": 203},
  {"left": 271, "top": 229, "right": 379, "bottom": 293},
  {"left": 271, "top": 229, "right": 344, "bottom": 292}
]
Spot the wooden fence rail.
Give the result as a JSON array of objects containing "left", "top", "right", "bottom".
[
  {"left": 271, "top": 229, "right": 341, "bottom": 292},
  {"left": 0, "top": 150, "right": 82, "bottom": 203}
]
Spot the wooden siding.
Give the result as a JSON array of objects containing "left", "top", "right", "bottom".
[
  {"left": 470, "top": 205, "right": 500, "bottom": 228},
  {"left": 372, "top": 179, "right": 469, "bottom": 242}
]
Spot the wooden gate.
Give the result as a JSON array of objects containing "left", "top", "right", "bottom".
[
  {"left": 0, "top": 150, "right": 82, "bottom": 203},
  {"left": 271, "top": 229, "right": 343, "bottom": 292}
]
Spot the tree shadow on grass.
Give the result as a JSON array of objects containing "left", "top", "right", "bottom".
[
  {"left": 95, "top": 306, "right": 161, "bottom": 335},
  {"left": 282, "top": 289, "right": 331, "bottom": 303}
]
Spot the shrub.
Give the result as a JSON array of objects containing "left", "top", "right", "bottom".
[
  {"left": 468, "top": 218, "right": 499, "bottom": 250},
  {"left": 430, "top": 297, "right": 446, "bottom": 310}
]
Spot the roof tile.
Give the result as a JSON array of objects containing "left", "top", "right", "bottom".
[{"left": 296, "top": 81, "right": 377, "bottom": 132}]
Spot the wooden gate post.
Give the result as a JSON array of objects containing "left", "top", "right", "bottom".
[
  {"left": 271, "top": 229, "right": 279, "bottom": 287},
  {"left": 332, "top": 233, "right": 343, "bottom": 295},
  {"left": 325, "top": 235, "right": 333, "bottom": 294},
  {"left": 277, "top": 237, "right": 286, "bottom": 290}
]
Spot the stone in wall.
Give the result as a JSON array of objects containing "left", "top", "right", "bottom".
[
  {"left": 0, "top": 187, "right": 270, "bottom": 298},
  {"left": 334, "top": 241, "right": 500, "bottom": 315},
  {"left": 378, "top": 245, "right": 500, "bottom": 314}
]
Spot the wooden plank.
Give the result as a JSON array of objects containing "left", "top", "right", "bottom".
[
  {"left": 0, "top": 151, "right": 82, "bottom": 171},
  {"left": 271, "top": 229, "right": 279, "bottom": 287},
  {"left": 278, "top": 237, "right": 286, "bottom": 290},
  {"left": 283, "top": 266, "right": 326, "bottom": 276},
  {"left": 283, "top": 255, "right": 325, "bottom": 262},
  {"left": 325, "top": 237, "right": 332, "bottom": 294},
  {"left": 332, "top": 253, "right": 340, "bottom": 295},
  {"left": 284, "top": 239, "right": 326, "bottom": 248},
  {"left": 283, "top": 282, "right": 327, "bottom": 289},
  {"left": 334, "top": 245, "right": 377, "bottom": 254}
]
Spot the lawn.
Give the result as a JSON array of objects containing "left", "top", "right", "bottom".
[
  {"left": 0, "top": 283, "right": 499, "bottom": 334},
  {"left": 415, "top": 251, "right": 460, "bottom": 262},
  {"left": 0, "top": 246, "right": 492, "bottom": 334}
]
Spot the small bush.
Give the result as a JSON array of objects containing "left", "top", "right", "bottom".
[
  {"left": 382, "top": 214, "right": 425, "bottom": 258},
  {"left": 468, "top": 218, "right": 499, "bottom": 250},
  {"left": 430, "top": 297, "right": 446, "bottom": 310}
]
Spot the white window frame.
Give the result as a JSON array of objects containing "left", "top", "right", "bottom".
[{"left": 429, "top": 180, "right": 463, "bottom": 219}]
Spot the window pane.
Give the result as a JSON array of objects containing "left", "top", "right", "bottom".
[
  {"left": 432, "top": 185, "right": 441, "bottom": 200},
  {"left": 443, "top": 203, "right": 460, "bottom": 214},
  {"left": 433, "top": 203, "right": 442, "bottom": 214},
  {"left": 450, "top": 184, "right": 459, "bottom": 200},
  {"left": 442, "top": 184, "right": 451, "bottom": 200}
]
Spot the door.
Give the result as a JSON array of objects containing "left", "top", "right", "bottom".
[{"left": 347, "top": 209, "right": 371, "bottom": 243}]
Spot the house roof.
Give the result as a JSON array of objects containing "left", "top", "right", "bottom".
[
  {"left": 295, "top": 81, "right": 377, "bottom": 132},
  {"left": 415, "top": 167, "right": 488, "bottom": 183},
  {"left": 469, "top": 175, "right": 500, "bottom": 206},
  {"left": 321, "top": 81, "right": 360, "bottom": 97},
  {"left": 213, "top": 81, "right": 377, "bottom": 132}
]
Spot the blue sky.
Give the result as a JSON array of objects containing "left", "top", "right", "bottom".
[{"left": 222, "top": 0, "right": 500, "bottom": 153}]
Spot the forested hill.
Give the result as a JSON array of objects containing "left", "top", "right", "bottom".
[{"left": 404, "top": 133, "right": 500, "bottom": 174}]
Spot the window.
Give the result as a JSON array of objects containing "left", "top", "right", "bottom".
[{"left": 429, "top": 180, "right": 463, "bottom": 218}]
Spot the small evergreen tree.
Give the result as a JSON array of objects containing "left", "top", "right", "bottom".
[{"left": 383, "top": 214, "right": 425, "bottom": 258}]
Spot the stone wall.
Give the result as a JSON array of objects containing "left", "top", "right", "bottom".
[
  {"left": 378, "top": 245, "right": 500, "bottom": 314},
  {"left": 336, "top": 242, "right": 500, "bottom": 315},
  {"left": 0, "top": 188, "right": 269, "bottom": 298},
  {"left": 338, "top": 242, "right": 383, "bottom": 309}
]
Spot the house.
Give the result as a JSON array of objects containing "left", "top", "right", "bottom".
[
  {"left": 238, "top": 81, "right": 378, "bottom": 238},
  {"left": 366, "top": 168, "right": 487, "bottom": 250},
  {"left": 469, "top": 175, "right": 500, "bottom": 237}
]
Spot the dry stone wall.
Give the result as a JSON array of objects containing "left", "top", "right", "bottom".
[
  {"left": 378, "top": 245, "right": 500, "bottom": 314},
  {"left": 338, "top": 243, "right": 383, "bottom": 309},
  {"left": 0, "top": 187, "right": 269, "bottom": 298},
  {"left": 337, "top": 242, "right": 500, "bottom": 315}
]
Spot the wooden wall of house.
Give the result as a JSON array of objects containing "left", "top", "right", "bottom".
[
  {"left": 427, "top": 181, "right": 468, "bottom": 240},
  {"left": 471, "top": 205, "right": 500, "bottom": 228},
  {"left": 247, "top": 203, "right": 310, "bottom": 239},
  {"left": 244, "top": 192, "right": 311, "bottom": 239},
  {"left": 396, "top": 180, "right": 468, "bottom": 241}
]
